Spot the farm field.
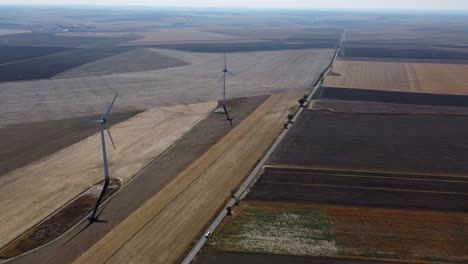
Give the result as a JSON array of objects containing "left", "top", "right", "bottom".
[
  {"left": 316, "top": 87, "right": 468, "bottom": 107},
  {"left": 73, "top": 91, "right": 303, "bottom": 264},
  {"left": 0, "top": 102, "right": 215, "bottom": 250},
  {"left": 0, "top": 111, "right": 140, "bottom": 177},
  {"left": 122, "top": 29, "right": 248, "bottom": 45},
  {"left": 246, "top": 166, "right": 468, "bottom": 211},
  {"left": 215, "top": 202, "right": 468, "bottom": 263},
  {"left": 204, "top": 204, "right": 337, "bottom": 257},
  {"left": 344, "top": 27, "right": 468, "bottom": 45},
  {"left": 155, "top": 39, "right": 338, "bottom": 53},
  {"left": 54, "top": 48, "right": 188, "bottom": 78},
  {"left": 0, "top": 48, "right": 333, "bottom": 125},
  {"left": 0, "top": 46, "right": 133, "bottom": 82},
  {"left": 340, "top": 43, "right": 468, "bottom": 60},
  {"left": 324, "top": 59, "right": 468, "bottom": 95},
  {"left": 3, "top": 7, "right": 468, "bottom": 264},
  {"left": 195, "top": 252, "right": 393, "bottom": 264},
  {"left": 5, "top": 96, "right": 267, "bottom": 264},
  {"left": 309, "top": 99, "right": 468, "bottom": 114},
  {"left": 268, "top": 110, "right": 468, "bottom": 174},
  {"left": 0, "top": 45, "right": 73, "bottom": 64},
  {"left": 0, "top": 32, "right": 136, "bottom": 47},
  {"left": 0, "top": 29, "right": 30, "bottom": 36}
]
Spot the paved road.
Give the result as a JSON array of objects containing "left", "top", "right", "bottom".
[{"left": 182, "top": 35, "right": 344, "bottom": 264}]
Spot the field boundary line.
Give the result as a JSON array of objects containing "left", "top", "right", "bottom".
[
  {"left": 261, "top": 181, "right": 468, "bottom": 195},
  {"left": 265, "top": 164, "right": 468, "bottom": 178},
  {"left": 265, "top": 170, "right": 468, "bottom": 183}
]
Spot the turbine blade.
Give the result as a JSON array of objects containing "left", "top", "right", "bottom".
[
  {"left": 224, "top": 53, "right": 227, "bottom": 69},
  {"left": 217, "top": 75, "right": 224, "bottom": 85},
  {"left": 81, "top": 120, "right": 101, "bottom": 125},
  {"left": 103, "top": 94, "right": 118, "bottom": 120},
  {"left": 228, "top": 71, "right": 236, "bottom": 77},
  {"left": 105, "top": 124, "right": 116, "bottom": 150}
]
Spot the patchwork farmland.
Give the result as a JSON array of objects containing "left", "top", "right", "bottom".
[
  {"left": 198, "top": 19, "right": 468, "bottom": 264},
  {"left": 2, "top": 6, "right": 468, "bottom": 264}
]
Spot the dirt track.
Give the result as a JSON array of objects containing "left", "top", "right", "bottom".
[
  {"left": 0, "top": 102, "right": 215, "bottom": 250},
  {"left": 73, "top": 91, "right": 302, "bottom": 264},
  {"left": 7, "top": 96, "right": 266, "bottom": 264}
]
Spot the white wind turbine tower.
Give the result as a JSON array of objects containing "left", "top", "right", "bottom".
[
  {"left": 82, "top": 94, "right": 118, "bottom": 222},
  {"left": 218, "top": 53, "right": 236, "bottom": 126}
]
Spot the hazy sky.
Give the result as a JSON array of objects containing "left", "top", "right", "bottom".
[{"left": 3, "top": 0, "right": 468, "bottom": 11}]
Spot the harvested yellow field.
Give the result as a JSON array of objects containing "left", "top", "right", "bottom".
[
  {"left": 74, "top": 91, "right": 302, "bottom": 264},
  {"left": 324, "top": 59, "right": 468, "bottom": 95},
  {"left": 0, "top": 102, "right": 215, "bottom": 250}
]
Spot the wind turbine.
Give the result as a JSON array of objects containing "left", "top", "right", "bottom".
[
  {"left": 82, "top": 94, "right": 118, "bottom": 222},
  {"left": 218, "top": 53, "right": 236, "bottom": 126}
]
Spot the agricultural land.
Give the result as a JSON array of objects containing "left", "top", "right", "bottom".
[{"left": 1, "top": 6, "right": 468, "bottom": 264}]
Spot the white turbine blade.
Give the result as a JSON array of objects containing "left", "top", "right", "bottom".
[
  {"left": 217, "top": 75, "right": 224, "bottom": 84},
  {"left": 228, "top": 71, "right": 236, "bottom": 78},
  {"left": 224, "top": 53, "right": 227, "bottom": 69},
  {"left": 105, "top": 124, "right": 116, "bottom": 150},
  {"left": 103, "top": 93, "right": 118, "bottom": 120}
]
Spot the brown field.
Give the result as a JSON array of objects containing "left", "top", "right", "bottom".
[
  {"left": 73, "top": 91, "right": 303, "bottom": 264},
  {"left": 268, "top": 110, "right": 468, "bottom": 174},
  {"left": 195, "top": 252, "right": 394, "bottom": 264},
  {"left": 247, "top": 202, "right": 468, "bottom": 263},
  {"left": 0, "top": 48, "right": 333, "bottom": 125},
  {"left": 247, "top": 166, "right": 468, "bottom": 211},
  {"left": 0, "top": 102, "right": 215, "bottom": 250},
  {"left": 324, "top": 59, "right": 468, "bottom": 95}
]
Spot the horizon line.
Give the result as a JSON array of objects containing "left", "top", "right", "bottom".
[{"left": 1, "top": 3, "right": 468, "bottom": 13}]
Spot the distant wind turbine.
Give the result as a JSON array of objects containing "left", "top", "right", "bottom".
[
  {"left": 218, "top": 53, "right": 236, "bottom": 126},
  {"left": 82, "top": 94, "right": 118, "bottom": 222}
]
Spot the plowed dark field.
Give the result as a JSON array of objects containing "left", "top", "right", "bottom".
[
  {"left": 317, "top": 87, "right": 468, "bottom": 107},
  {"left": 269, "top": 110, "right": 468, "bottom": 174},
  {"left": 0, "top": 46, "right": 133, "bottom": 82},
  {"left": 0, "top": 33, "right": 136, "bottom": 47},
  {"left": 341, "top": 43, "right": 468, "bottom": 60},
  {"left": 0, "top": 45, "right": 72, "bottom": 64},
  {"left": 194, "top": 252, "right": 392, "bottom": 264},
  {"left": 154, "top": 38, "right": 338, "bottom": 52},
  {"left": 247, "top": 167, "right": 468, "bottom": 211}
]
